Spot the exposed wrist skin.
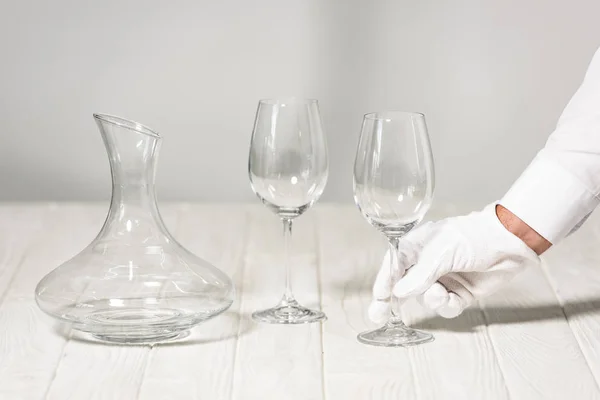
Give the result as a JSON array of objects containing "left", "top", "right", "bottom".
[{"left": 496, "top": 204, "right": 552, "bottom": 255}]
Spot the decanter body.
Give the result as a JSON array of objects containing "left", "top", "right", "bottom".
[{"left": 35, "top": 114, "right": 234, "bottom": 344}]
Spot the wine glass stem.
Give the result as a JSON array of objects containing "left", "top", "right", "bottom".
[
  {"left": 281, "top": 218, "right": 295, "bottom": 305},
  {"left": 388, "top": 237, "right": 405, "bottom": 325}
]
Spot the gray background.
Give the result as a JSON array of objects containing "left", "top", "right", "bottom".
[{"left": 1, "top": 0, "right": 599, "bottom": 207}]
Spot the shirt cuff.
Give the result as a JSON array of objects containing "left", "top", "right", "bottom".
[{"left": 500, "top": 153, "right": 599, "bottom": 244}]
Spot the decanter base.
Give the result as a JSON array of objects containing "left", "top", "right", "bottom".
[
  {"left": 71, "top": 307, "right": 195, "bottom": 344},
  {"left": 50, "top": 302, "right": 232, "bottom": 345},
  {"left": 91, "top": 330, "right": 188, "bottom": 345}
]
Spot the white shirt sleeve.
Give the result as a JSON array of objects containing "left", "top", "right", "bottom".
[{"left": 501, "top": 46, "right": 600, "bottom": 244}]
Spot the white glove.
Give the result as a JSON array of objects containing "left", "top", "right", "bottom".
[{"left": 369, "top": 203, "right": 541, "bottom": 322}]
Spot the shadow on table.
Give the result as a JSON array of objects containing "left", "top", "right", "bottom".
[
  {"left": 57, "top": 310, "right": 256, "bottom": 347},
  {"left": 410, "top": 299, "right": 600, "bottom": 333}
]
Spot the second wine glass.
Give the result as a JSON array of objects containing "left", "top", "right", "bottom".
[
  {"left": 248, "top": 98, "right": 328, "bottom": 324},
  {"left": 354, "top": 111, "right": 435, "bottom": 346}
]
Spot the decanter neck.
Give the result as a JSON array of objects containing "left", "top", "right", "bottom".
[
  {"left": 110, "top": 183, "right": 160, "bottom": 215},
  {"left": 94, "top": 114, "right": 168, "bottom": 238},
  {"left": 103, "top": 182, "right": 167, "bottom": 238}
]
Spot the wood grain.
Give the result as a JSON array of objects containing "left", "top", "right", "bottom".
[
  {"left": 315, "top": 205, "right": 417, "bottom": 400},
  {"left": 402, "top": 207, "right": 510, "bottom": 400},
  {"left": 231, "top": 207, "right": 324, "bottom": 400},
  {"left": 1, "top": 203, "right": 600, "bottom": 399},
  {"left": 0, "top": 204, "right": 105, "bottom": 399},
  {"left": 45, "top": 204, "right": 179, "bottom": 400},
  {"left": 482, "top": 265, "right": 600, "bottom": 399},
  {"left": 0, "top": 204, "right": 48, "bottom": 300},
  {"left": 137, "top": 204, "right": 250, "bottom": 400},
  {"left": 541, "top": 210, "right": 600, "bottom": 388}
]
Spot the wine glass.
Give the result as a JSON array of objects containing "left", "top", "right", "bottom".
[
  {"left": 353, "top": 111, "right": 435, "bottom": 346},
  {"left": 248, "top": 98, "right": 328, "bottom": 324}
]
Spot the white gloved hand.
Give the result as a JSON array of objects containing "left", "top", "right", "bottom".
[{"left": 369, "top": 203, "right": 541, "bottom": 322}]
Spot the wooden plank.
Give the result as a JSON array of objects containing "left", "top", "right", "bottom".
[
  {"left": 231, "top": 207, "right": 324, "bottom": 400},
  {"left": 541, "top": 210, "right": 600, "bottom": 387},
  {"left": 48, "top": 346, "right": 149, "bottom": 400},
  {"left": 5, "top": 202, "right": 600, "bottom": 399},
  {"left": 421, "top": 204, "right": 600, "bottom": 398},
  {"left": 315, "top": 205, "right": 417, "bottom": 399},
  {"left": 481, "top": 262, "right": 600, "bottom": 398},
  {"left": 0, "top": 204, "right": 48, "bottom": 300},
  {"left": 0, "top": 204, "right": 105, "bottom": 399},
  {"left": 317, "top": 205, "right": 513, "bottom": 399},
  {"left": 401, "top": 207, "right": 510, "bottom": 400},
  {"left": 137, "top": 204, "right": 250, "bottom": 400},
  {"left": 0, "top": 204, "right": 51, "bottom": 400},
  {"left": 45, "top": 204, "right": 180, "bottom": 400}
]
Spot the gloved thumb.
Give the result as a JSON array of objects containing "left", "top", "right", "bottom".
[{"left": 368, "top": 299, "right": 391, "bottom": 324}]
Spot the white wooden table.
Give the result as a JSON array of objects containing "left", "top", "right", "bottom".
[{"left": 1, "top": 203, "right": 600, "bottom": 400}]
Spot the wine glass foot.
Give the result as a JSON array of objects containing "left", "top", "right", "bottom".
[
  {"left": 357, "top": 323, "right": 434, "bottom": 347},
  {"left": 252, "top": 301, "right": 326, "bottom": 324}
]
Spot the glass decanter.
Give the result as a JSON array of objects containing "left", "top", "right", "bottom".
[{"left": 35, "top": 114, "right": 235, "bottom": 344}]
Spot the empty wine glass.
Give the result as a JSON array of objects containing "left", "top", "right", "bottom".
[
  {"left": 248, "top": 98, "right": 328, "bottom": 324},
  {"left": 353, "top": 111, "right": 435, "bottom": 347}
]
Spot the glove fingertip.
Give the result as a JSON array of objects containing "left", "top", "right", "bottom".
[
  {"left": 372, "top": 280, "right": 391, "bottom": 299},
  {"left": 368, "top": 300, "right": 390, "bottom": 324},
  {"left": 436, "top": 293, "right": 466, "bottom": 318},
  {"left": 422, "top": 282, "right": 450, "bottom": 311},
  {"left": 393, "top": 272, "right": 434, "bottom": 298},
  {"left": 393, "top": 281, "right": 417, "bottom": 298}
]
